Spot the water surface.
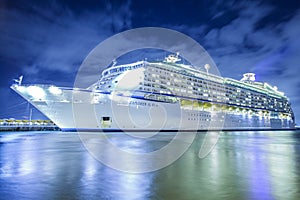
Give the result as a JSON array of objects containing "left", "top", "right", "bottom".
[{"left": 1, "top": 130, "right": 300, "bottom": 200}]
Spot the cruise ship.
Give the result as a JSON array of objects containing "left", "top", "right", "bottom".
[{"left": 11, "top": 53, "right": 295, "bottom": 131}]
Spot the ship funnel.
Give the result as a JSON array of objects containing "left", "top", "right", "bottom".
[
  {"left": 164, "top": 52, "right": 181, "bottom": 63},
  {"left": 240, "top": 73, "right": 255, "bottom": 82}
]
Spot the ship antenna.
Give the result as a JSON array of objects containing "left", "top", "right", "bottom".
[
  {"left": 204, "top": 64, "right": 210, "bottom": 75},
  {"left": 14, "top": 75, "right": 23, "bottom": 85},
  {"left": 112, "top": 59, "right": 117, "bottom": 67}
]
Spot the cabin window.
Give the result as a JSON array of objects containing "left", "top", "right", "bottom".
[{"left": 102, "top": 117, "right": 110, "bottom": 121}]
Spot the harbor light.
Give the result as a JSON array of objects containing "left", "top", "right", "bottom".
[
  {"left": 49, "top": 86, "right": 62, "bottom": 95},
  {"left": 27, "top": 86, "right": 46, "bottom": 99}
]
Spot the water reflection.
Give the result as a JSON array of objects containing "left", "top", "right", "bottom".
[
  {"left": 81, "top": 146, "right": 154, "bottom": 200},
  {"left": 0, "top": 131, "right": 300, "bottom": 199}
]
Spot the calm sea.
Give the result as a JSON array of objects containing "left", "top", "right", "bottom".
[{"left": 0, "top": 130, "right": 300, "bottom": 200}]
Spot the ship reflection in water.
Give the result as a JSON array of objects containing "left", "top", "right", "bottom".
[{"left": 1, "top": 131, "right": 300, "bottom": 199}]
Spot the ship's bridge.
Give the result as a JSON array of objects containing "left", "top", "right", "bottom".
[{"left": 101, "top": 61, "right": 146, "bottom": 77}]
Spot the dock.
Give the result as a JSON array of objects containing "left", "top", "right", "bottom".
[{"left": 0, "top": 119, "right": 60, "bottom": 131}]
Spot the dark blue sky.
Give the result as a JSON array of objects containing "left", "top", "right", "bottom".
[{"left": 1, "top": 0, "right": 300, "bottom": 124}]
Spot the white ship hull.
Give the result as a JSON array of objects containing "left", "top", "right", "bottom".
[{"left": 11, "top": 84, "right": 294, "bottom": 131}]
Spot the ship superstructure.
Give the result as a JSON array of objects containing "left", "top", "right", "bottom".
[{"left": 11, "top": 54, "right": 295, "bottom": 131}]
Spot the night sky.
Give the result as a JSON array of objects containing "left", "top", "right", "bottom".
[{"left": 1, "top": 0, "right": 300, "bottom": 124}]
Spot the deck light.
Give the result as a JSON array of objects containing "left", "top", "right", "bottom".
[
  {"left": 49, "top": 86, "right": 62, "bottom": 95},
  {"left": 27, "top": 86, "right": 46, "bottom": 99}
]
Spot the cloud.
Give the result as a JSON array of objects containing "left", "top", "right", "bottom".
[
  {"left": 197, "top": 2, "right": 300, "bottom": 123},
  {"left": 0, "top": 0, "right": 132, "bottom": 81},
  {"left": 0, "top": 0, "right": 133, "bottom": 118}
]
